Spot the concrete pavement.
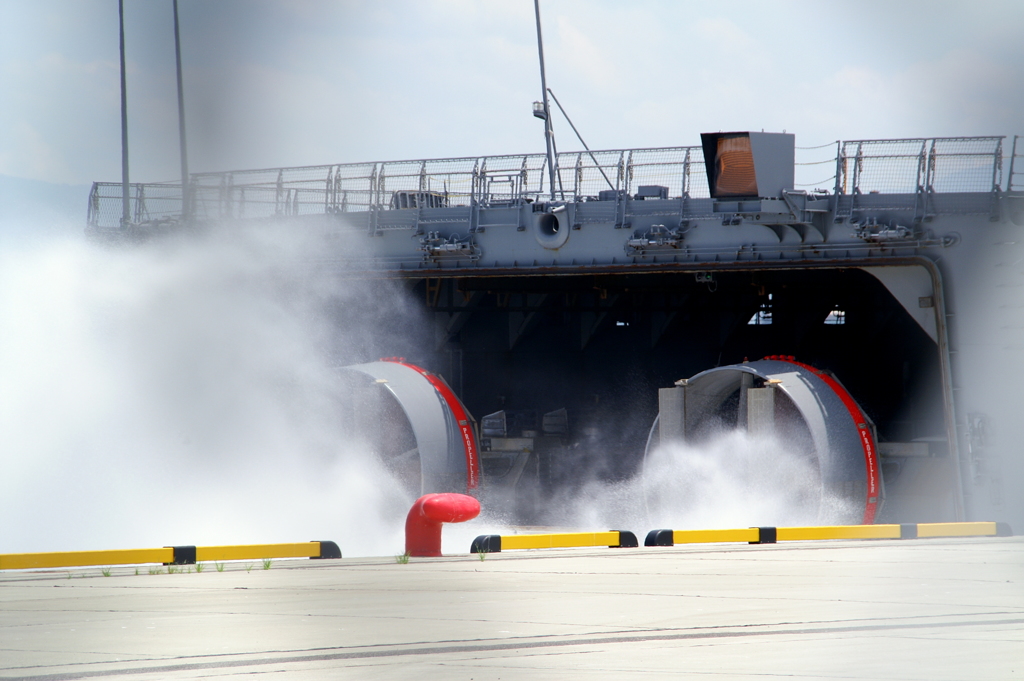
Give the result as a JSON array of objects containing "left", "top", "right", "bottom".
[{"left": 1, "top": 536, "right": 1022, "bottom": 679}]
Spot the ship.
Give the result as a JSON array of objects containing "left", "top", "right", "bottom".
[{"left": 85, "top": 129, "right": 1024, "bottom": 527}]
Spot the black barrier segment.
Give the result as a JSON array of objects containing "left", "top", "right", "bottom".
[
  {"left": 313, "top": 541, "right": 342, "bottom": 559},
  {"left": 612, "top": 531, "right": 639, "bottom": 548},
  {"left": 168, "top": 546, "right": 196, "bottom": 565},
  {"left": 900, "top": 524, "right": 918, "bottom": 539},
  {"left": 471, "top": 535, "right": 502, "bottom": 553},
  {"left": 996, "top": 522, "right": 1014, "bottom": 537},
  {"left": 644, "top": 529, "right": 674, "bottom": 546},
  {"left": 751, "top": 527, "right": 776, "bottom": 544}
]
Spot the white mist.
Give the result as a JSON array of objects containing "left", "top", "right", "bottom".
[
  {"left": 0, "top": 226, "right": 416, "bottom": 557},
  {"left": 560, "top": 430, "right": 822, "bottom": 534}
]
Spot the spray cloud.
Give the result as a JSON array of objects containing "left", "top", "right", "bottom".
[{"left": 0, "top": 223, "right": 421, "bottom": 557}]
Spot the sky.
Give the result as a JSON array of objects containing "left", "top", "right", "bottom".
[{"left": 1, "top": 0, "right": 1023, "bottom": 186}]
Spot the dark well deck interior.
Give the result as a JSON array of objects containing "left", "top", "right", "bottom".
[{"left": 344, "top": 267, "right": 946, "bottom": 522}]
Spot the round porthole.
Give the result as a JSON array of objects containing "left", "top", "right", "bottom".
[{"left": 534, "top": 210, "right": 569, "bottom": 249}]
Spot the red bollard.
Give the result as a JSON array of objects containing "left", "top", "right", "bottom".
[{"left": 405, "top": 493, "right": 481, "bottom": 557}]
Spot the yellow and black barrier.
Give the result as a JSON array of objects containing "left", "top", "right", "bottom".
[
  {"left": 471, "top": 530, "right": 638, "bottom": 553},
  {"left": 0, "top": 541, "right": 342, "bottom": 570},
  {"left": 644, "top": 521, "right": 1013, "bottom": 547}
]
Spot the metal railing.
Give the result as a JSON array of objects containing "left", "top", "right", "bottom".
[
  {"left": 833, "top": 137, "right": 1005, "bottom": 220},
  {"left": 835, "top": 137, "right": 1004, "bottom": 195},
  {"left": 87, "top": 136, "right": 1015, "bottom": 230},
  {"left": 1010, "top": 135, "right": 1024, "bottom": 192},
  {"left": 87, "top": 181, "right": 184, "bottom": 228},
  {"left": 184, "top": 146, "right": 711, "bottom": 220},
  {"left": 87, "top": 147, "right": 709, "bottom": 229}
]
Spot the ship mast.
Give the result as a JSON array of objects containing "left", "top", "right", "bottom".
[
  {"left": 173, "top": 0, "right": 190, "bottom": 221},
  {"left": 118, "top": 0, "right": 130, "bottom": 228},
  {"left": 533, "top": 0, "right": 558, "bottom": 201}
]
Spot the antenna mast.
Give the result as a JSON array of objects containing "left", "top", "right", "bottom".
[
  {"left": 118, "top": 0, "right": 130, "bottom": 228},
  {"left": 173, "top": 0, "right": 190, "bottom": 221},
  {"left": 533, "top": 0, "right": 557, "bottom": 201}
]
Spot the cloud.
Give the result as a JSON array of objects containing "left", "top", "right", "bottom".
[{"left": 553, "top": 15, "right": 624, "bottom": 89}]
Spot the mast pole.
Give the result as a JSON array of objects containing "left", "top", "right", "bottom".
[
  {"left": 533, "top": 0, "right": 557, "bottom": 201},
  {"left": 173, "top": 0, "right": 190, "bottom": 221},
  {"left": 118, "top": 0, "right": 130, "bottom": 227}
]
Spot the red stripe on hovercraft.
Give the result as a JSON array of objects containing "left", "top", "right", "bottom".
[
  {"left": 763, "top": 356, "right": 880, "bottom": 524},
  {"left": 385, "top": 360, "right": 480, "bottom": 491}
]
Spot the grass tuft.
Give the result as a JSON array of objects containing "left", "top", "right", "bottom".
[
  {"left": 195, "top": 562, "right": 205, "bottom": 573},
  {"left": 101, "top": 568, "right": 112, "bottom": 577},
  {"left": 395, "top": 552, "right": 410, "bottom": 564},
  {"left": 262, "top": 558, "right": 272, "bottom": 570},
  {"left": 215, "top": 562, "right": 225, "bottom": 573},
  {"left": 148, "top": 566, "right": 163, "bottom": 575}
]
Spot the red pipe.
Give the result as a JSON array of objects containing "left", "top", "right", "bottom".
[{"left": 405, "top": 493, "right": 481, "bottom": 557}]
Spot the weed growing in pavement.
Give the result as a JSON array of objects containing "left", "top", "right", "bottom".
[
  {"left": 262, "top": 558, "right": 272, "bottom": 570},
  {"left": 395, "top": 552, "right": 410, "bottom": 564}
]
